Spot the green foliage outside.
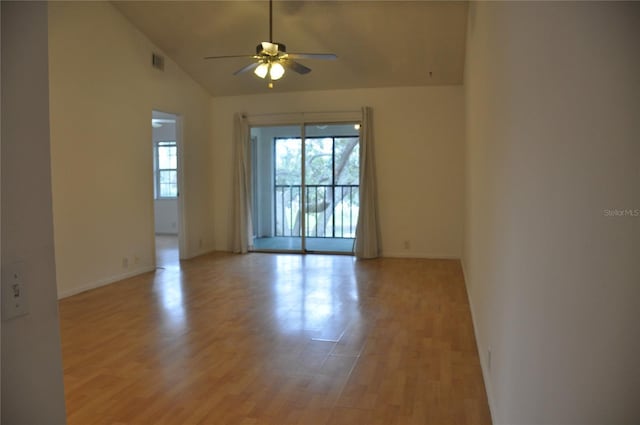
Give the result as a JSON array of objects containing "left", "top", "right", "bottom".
[{"left": 275, "top": 137, "right": 360, "bottom": 237}]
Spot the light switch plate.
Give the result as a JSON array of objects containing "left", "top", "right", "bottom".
[{"left": 2, "top": 261, "right": 29, "bottom": 321}]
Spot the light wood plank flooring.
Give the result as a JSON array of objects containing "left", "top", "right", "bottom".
[
  {"left": 156, "top": 234, "right": 179, "bottom": 268},
  {"left": 59, "top": 253, "right": 491, "bottom": 424}
]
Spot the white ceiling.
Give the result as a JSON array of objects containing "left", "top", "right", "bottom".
[{"left": 113, "top": 1, "right": 468, "bottom": 97}]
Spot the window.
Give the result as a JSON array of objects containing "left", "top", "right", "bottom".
[
  {"left": 273, "top": 135, "right": 359, "bottom": 238},
  {"left": 154, "top": 141, "right": 177, "bottom": 198}
]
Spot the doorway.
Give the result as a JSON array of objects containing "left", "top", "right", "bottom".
[
  {"left": 152, "top": 110, "right": 182, "bottom": 267},
  {"left": 250, "top": 122, "right": 360, "bottom": 254}
]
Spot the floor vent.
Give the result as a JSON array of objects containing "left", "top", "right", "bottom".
[{"left": 152, "top": 53, "right": 164, "bottom": 71}]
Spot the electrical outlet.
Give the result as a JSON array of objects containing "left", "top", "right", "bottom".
[
  {"left": 2, "top": 261, "right": 29, "bottom": 321},
  {"left": 199, "top": 238, "right": 203, "bottom": 248},
  {"left": 122, "top": 257, "right": 129, "bottom": 268},
  {"left": 403, "top": 240, "right": 410, "bottom": 250},
  {"left": 134, "top": 256, "right": 140, "bottom": 265}
]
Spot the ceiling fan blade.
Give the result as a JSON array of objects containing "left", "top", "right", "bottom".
[
  {"left": 261, "top": 41, "right": 279, "bottom": 55},
  {"left": 204, "top": 54, "right": 255, "bottom": 60},
  {"left": 284, "top": 60, "right": 311, "bottom": 75},
  {"left": 233, "top": 62, "right": 260, "bottom": 75},
  {"left": 287, "top": 53, "right": 337, "bottom": 60}
]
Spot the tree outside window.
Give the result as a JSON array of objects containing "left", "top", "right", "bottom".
[{"left": 274, "top": 136, "right": 359, "bottom": 238}]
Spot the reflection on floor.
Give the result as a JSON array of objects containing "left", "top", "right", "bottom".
[
  {"left": 59, "top": 253, "right": 491, "bottom": 424},
  {"left": 253, "top": 236, "right": 355, "bottom": 253},
  {"left": 155, "top": 234, "right": 179, "bottom": 268}
]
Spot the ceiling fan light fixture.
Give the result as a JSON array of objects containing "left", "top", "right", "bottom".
[
  {"left": 254, "top": 62, "right": 269, "bottom": 79},
  {"left": 269, "top": 62, "right": 285, "bottom": 80}
]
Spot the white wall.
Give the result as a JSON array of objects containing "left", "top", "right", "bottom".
[
  {"left": 49, "top": 2, "right": 214, "bottom": 298},
  {"left": 464, "top": 2, "right": 640, "bottom": 423},
  {"left": 211, "top": 86, "right": 465, "bottom": 257},
  {"left": 154, "top": 200, "right": 178, "bottom": 234},
  {"left": 1, "top": 2, "right": 67, "bottom": 422},
  {"left": 152, "top": 120, "right": 178, "bottom": 234}
]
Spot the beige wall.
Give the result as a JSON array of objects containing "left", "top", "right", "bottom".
[
  {"left": 1, "top": 2, "right": 67, "bottom": 422},
  {"left": 464, "top": 2, "right": 640, "bottom": 423},
  {"left": 211, "top": 86, "right": 465, "bottom": 257},
  {"left": 49, "top": 2, "right": 214, "bottom": 298}
]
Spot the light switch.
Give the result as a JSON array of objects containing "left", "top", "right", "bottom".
[{"left": 2, "top": 261, "right": 29, "bottom": 321}]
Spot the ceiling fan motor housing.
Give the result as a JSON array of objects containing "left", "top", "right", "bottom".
[{"left": 257, "top": 42, "right": 286, "bottom": 55}]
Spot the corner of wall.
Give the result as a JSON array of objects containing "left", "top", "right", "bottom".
[
  {"left": 460, "top": 260, "right": 496, "bottom": 424},
  {"left": 1, "top": 2, "right": 67, "bottom": 422}
]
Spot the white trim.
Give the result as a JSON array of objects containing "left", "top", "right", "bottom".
[
  {"left": 175, "top": 115, "right": 187, "bottom": 260},
  {"left": 152, "top": 110, "right": 187, "bottom": 261},
  {"left": 57, "top": 266, "right": 155, "bottom": 299},
  {"left": 181, "top": 247, "right": 216, "bottom": 260},
  {"left": 246, "top": 110, "right": 361, "bottom": 127},
  {"left": 461, "top": 259, "right": 496, "bottom": 424}
]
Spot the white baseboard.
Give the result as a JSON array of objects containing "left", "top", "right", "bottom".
[
  {"left": 460, "top": 260, "right": 496, "bottom": 424},
  {"left": 381, "top": 251, "right": 460, "bottom": 260},
  {"left": 180, "top": 247, "right": 217, "bottom": 260},
  {"left": 57, "top": 265, "right": 156, "bottom": 299}
]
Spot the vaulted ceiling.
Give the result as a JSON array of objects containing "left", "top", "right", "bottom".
[{"left": 112, "top": 1, "right": 468, "bottom": 97}]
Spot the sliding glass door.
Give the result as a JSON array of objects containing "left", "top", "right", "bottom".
[
  {"left": 304, "top": 124, "right": 359, "bottom": 253},
  {"left": 251, "top": 125, "right": 303, "bottom": 252},
  {"left": 250, "top": 123, "right": 359, "bottom": 254}
]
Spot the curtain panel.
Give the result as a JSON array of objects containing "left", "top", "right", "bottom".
[
  {"left": 231, "top": 113, "right": 253, "bottom": 253},
  {"left": 354, "top": 106, "right": 381, "bottom": 259}
]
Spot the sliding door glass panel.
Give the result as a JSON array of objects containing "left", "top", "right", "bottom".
[
  {"left": 334, "top": 136, "right": 360, "bottom": 238},
  {"left": 305, "top": 137, "right": 333, "bottom": 239},
  {"left": 304, "top": 123, "right": 360, "bottom": 253},
  {"left": 250, "top": 125, "right": 302, "bottom": 252}
]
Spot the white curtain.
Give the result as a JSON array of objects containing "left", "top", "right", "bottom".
[
  {"left": 232, "top": 113, "right": 253, "bottom": 253},
  {"left": 354, "top": 106, "right": 380, "bottom": 259}
]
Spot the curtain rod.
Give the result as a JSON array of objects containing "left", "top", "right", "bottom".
[{"left": 242, "top": 109, "right": 362, "bottom": 119}]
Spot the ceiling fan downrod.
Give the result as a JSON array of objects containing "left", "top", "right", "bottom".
[{"left": 269, "top": 0, "right": 273, "bottom": 43}]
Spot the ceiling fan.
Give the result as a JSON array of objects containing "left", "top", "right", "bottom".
[{"left": 204, "top": 0, "right": 337, "bottom": 88}]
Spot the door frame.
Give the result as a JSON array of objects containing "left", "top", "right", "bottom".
[
  {"left": 249, "top": 119, "right": 361, "bottom": 255},
  {"left": 151, "top": 110, "right": 186, "bottom": 263}
]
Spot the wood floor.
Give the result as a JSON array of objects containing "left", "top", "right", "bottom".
[
  {"left": 155, "top": 234, "right": 179, "bottom": 268},
  {"left": 59, "top": 252, "right": 491, "bottom": 424}
]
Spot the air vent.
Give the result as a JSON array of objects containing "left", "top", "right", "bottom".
[{"left": 151, "top": 53, "right": 164, "bottom": 71}]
